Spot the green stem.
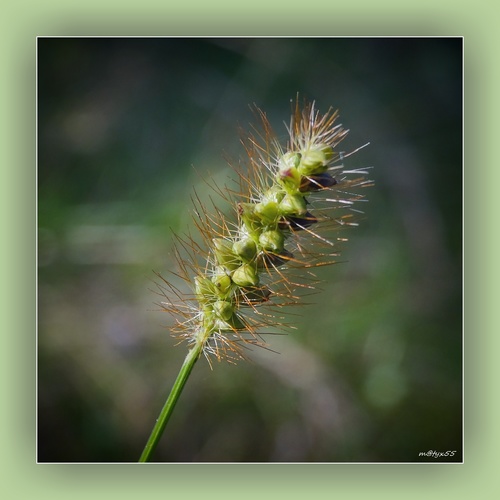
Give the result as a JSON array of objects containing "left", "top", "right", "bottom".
[{"left": 139, "top": 341, "right": 203, "bottom": 462}]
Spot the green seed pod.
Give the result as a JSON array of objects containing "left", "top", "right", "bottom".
[
  {"left": 213, "top": 300, "right": 234, "bottom": 322},
  {"left": 276, "top": 167, "right": 301, "bottom": 192},
  {"left": 279, "top": 193, "right": 307, "bottom": 217},
  {"left": 233, "top": 238, "right": 257, "bottom": 262},
  {"left": 212, "top": 272, "right": 232, "bottom": 296},
  {"left": 212, "top": 238, "right": 240, "bottom": 271},
  {"left": 231, "top": 263, "right": 259, "bottom": 287},
  {"left": 238, "top": 202, "right": 262, "bottom": 232},
  {"left": 277, "top": 152, "right": 302, "bottom": 192},
  {"left": 264, "top": 185, "right": 286, "bottom": 204},
  {"left": 254, "top": 200, "right": 279, "bottom": 225},
  {"left": 279, "top": 151, "right": 301, "bottom": 171},
  {"left": 298, "top": 144, "right": 334, "bottom": 175},
  {"left": 195, "top": 276, "right": 217, "bottom": 303},
  {"left": 259, "top": 229, "right": 285, "bottom": 252},
  {"left": 238, "top": 202, "right": 256, "bottom": 218}
]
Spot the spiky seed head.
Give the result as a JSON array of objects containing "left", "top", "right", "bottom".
[{"left": 155, "top": 98, "right": 372, "bottom": 363}]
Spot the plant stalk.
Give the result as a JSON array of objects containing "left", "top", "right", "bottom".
[{"left": 139, "top": 340, "right": 202, "bottom": 462}]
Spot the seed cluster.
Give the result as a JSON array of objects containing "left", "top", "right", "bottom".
[{"left": 158, "top": 100, "right": 372, "bottom": 364}]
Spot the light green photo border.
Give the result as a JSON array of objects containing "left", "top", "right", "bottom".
[{"left": 3, "top": 0, "right": 494, "bottom": 498}]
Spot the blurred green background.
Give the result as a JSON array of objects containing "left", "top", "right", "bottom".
[{"left": 37, "top": 37, "right": 462, "bottom": 463}]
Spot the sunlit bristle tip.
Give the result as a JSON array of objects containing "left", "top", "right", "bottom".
[{"left": 156, "top": 97, "right": 372, "bottom": 363}]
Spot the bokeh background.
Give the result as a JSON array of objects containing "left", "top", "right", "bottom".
[{"left": 37, "top": 37, "right": 462, "bottom": 463}]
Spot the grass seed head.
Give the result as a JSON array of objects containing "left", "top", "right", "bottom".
[{"left": 156, "top": 98, "right": 372, "bottom": 362}]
